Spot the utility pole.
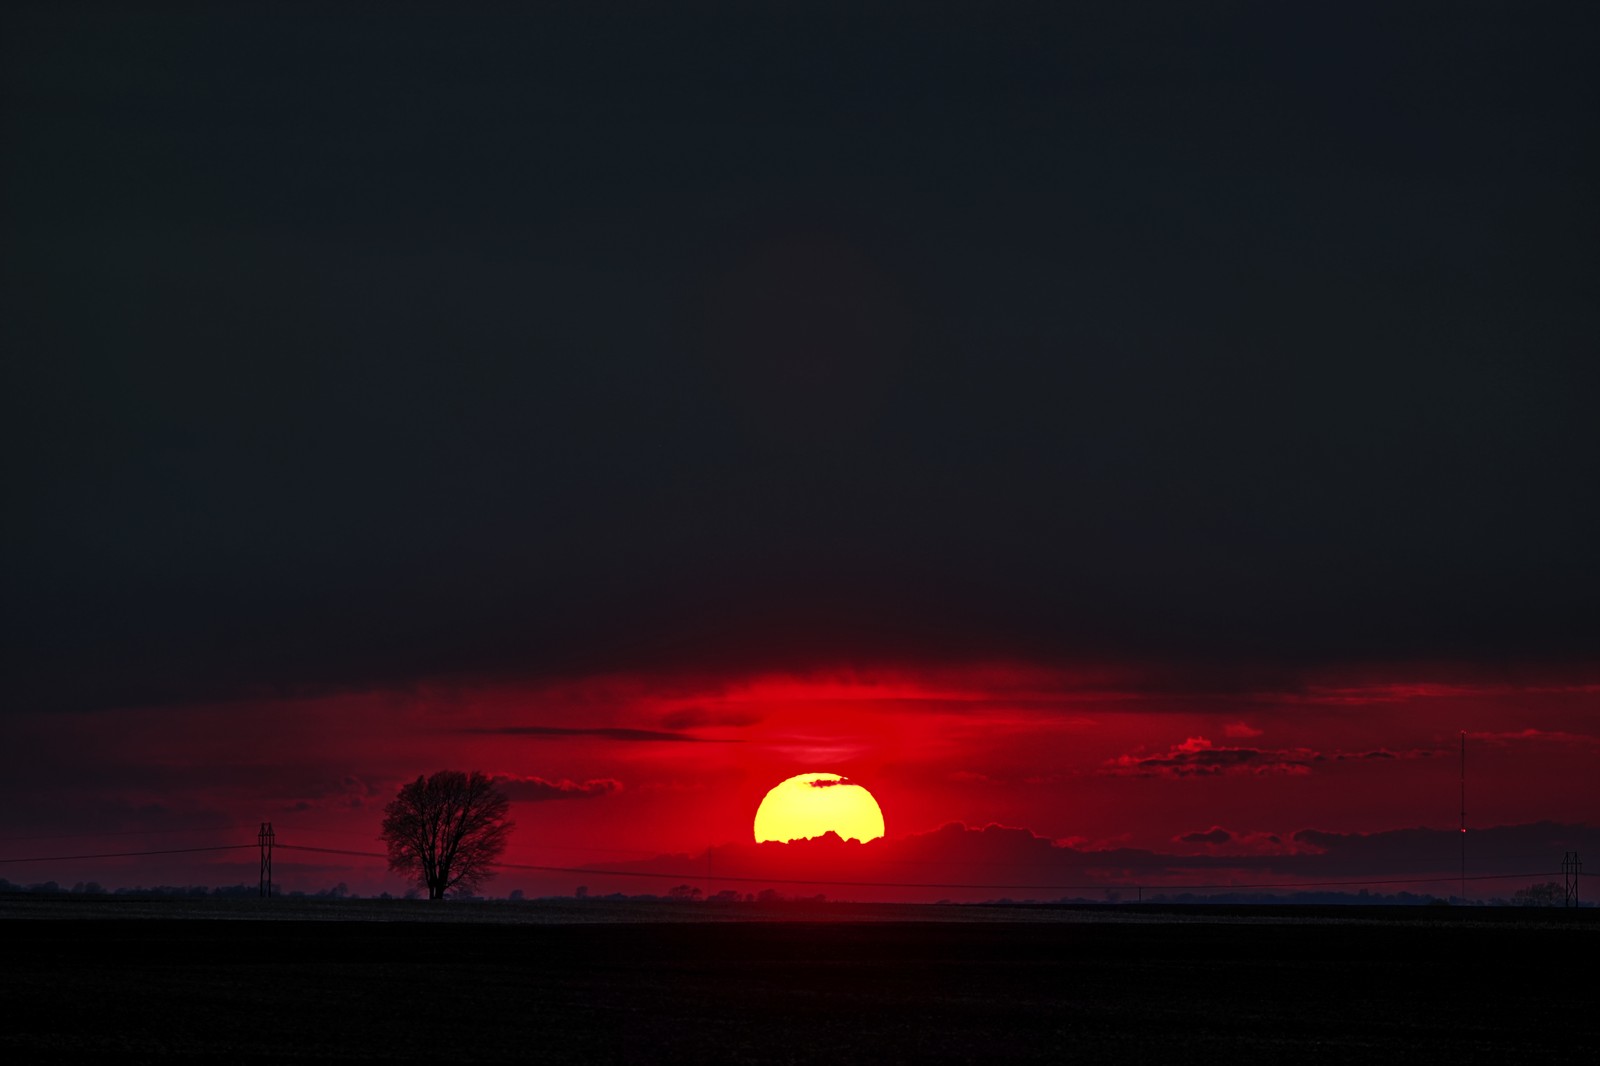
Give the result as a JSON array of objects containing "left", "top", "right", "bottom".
[
  {"left": 258, "top": 822, "right": 275, "bottom": 898},
  {"left": 1459, "top": 731, "right": 1466, "bottom": 903}
]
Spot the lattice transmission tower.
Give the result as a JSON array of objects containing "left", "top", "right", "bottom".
[{"left": 258, "top": 822, "right": 275, "bottom": 898}]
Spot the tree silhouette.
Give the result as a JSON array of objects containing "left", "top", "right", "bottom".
[
  {"left": 1511, "top": 881, "right": 1562, "bottom": 907},
  {"left": 380, "top": 770, "right": 513, "bottom": 899}
]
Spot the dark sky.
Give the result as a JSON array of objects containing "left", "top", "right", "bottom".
[{"left": 5, "top": 3, "right": 1598, "bottom": 715}]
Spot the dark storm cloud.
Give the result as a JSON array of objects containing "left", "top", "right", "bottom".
[
  {"left": 657, "top": 707, "right": 764, "bottom": 731},
  {"left": 1290, "top": 822, "right": 1600, "bottom": 877},
  {"left": 1102, "top": 737, "right": 1321, "bottom": 778},
  {"left": 1470, "top": 728, "right": 1600, "bottom": 752},
  {"left": 4, "top": 3, "right": 1597, "bottom": 712},
  {"left": 1104, "top": 736, "right": 1447, "bottom": 777},
  {"left": 1331, "top": 748, "right": 1436, "bottom": 761},
  {"left": 578, "top": 819, "right": 1598, "bottom": 897},
  {"left": 460, "top": 727, "right": 732, "bottom": 744},
  {"left": 1178, "top": 828, "right": 1233, "bottom": 846},
  {"left": 490, "top": 775, "right": 622, "bottom": 803},
  {"left": 284, "top": 775, "right": 384, "bottom": 814}
]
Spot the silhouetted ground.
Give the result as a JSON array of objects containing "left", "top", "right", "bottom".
[{"left": 4, "top": 898, "right": 1593, "bottom": 1063}]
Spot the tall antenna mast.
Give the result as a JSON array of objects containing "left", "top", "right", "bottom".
[{"left": 1459, "top": 731, "right": 1466, "bottom": 902}]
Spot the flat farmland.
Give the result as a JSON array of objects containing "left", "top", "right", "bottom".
[{"left": 3, "top": 899, "right": 1593, "bottom": 1063}]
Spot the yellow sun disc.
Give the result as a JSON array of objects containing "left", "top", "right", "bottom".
[{"left": 753, "top": 773, "right": 885, "bottom": 843}]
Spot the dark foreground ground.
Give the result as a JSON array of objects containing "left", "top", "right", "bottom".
[{"left": 4, "top": 899, "right": 1594, "bottom": 1063}]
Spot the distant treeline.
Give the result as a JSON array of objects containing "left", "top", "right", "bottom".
[
  {"left": 985, "top": 886, "right": 1580, "bottom": 907},
  {"left": 0, "top": 878, "right": 363, "bottom": 900},
  {"left": 2, "top": 878, "right": 1578, "bottom": 907}
]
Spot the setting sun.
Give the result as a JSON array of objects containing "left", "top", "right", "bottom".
[{"left": 753, "top": 773, "right": 885, "bottom": 843}]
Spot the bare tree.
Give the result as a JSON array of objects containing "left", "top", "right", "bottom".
[{"left": 381, "top": 770, "right": 513, "bottom": 899}]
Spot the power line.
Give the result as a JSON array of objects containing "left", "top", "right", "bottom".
[
  {"left": 0, "top": 825, "right": 253, "bottom": 843},
  {"left": 0, "top": 844, "right": 255, "bottom": 864},
  {"left": 276, "top": 844, "right": 387, "bottom": 860},
  {"left": 276, "top": 838, "right": 670, "bottom": 861}
]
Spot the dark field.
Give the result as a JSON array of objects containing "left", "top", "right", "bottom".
[{"left": 4, "top": 899, "right": 1594, "bottom": 1063}]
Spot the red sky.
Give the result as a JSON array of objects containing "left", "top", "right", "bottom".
[
  {"left": 4, "top": 9, "right": 1597, "bottom": 904},
  {"left": 6, "top": 660, "right": 1595, "bottom": 901}
]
